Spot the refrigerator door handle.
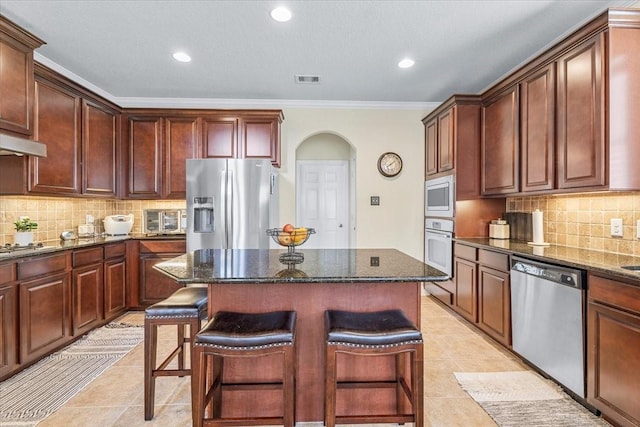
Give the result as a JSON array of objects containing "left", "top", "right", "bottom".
[
  {"left": 226, "top": 169, "right": 234, "bottom": 249},
  {"left": 220, "top": 170, "right": 228, "bottom": 249}
]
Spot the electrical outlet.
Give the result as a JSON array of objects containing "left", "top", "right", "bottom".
[
  {"left": 370, "top": 196, "right": 380, "bottom": 206},
  {"left": 370, "top": 256, "right": 380, "bottom": 266},
  {"left": 86, "top": 214, "right": 94, "bottom": 224},
  {"left": 610, "top": 218, "right": 623, "bottom": 237},
  {"left": 637, "top": 220, "right": 640, "bottom": 239}
]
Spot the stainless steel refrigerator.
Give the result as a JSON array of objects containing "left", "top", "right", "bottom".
[{"left": 186, "top": 159, "right": 278, "bottom": 252}]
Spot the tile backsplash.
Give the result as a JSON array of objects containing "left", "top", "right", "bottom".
[
  {"left": 507, "top": 192, "right": 640, "bottom": 256},
  {"left": 0, "top": 196, "right": 185, "bottom": 245}
]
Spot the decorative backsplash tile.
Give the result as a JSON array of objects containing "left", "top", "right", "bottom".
[
  {"left": 0, "top": 196, "right": 185, "bottom": 245},
  {"left": 507, "top": 192, "right": 640, "bottom": 256}
]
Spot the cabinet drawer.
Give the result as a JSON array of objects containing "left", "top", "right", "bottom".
[
  {"left": 139, "top": 240, "right": 186, "bottom": 254},
  {"left": 18, "top": 253, "right": 68, "bottom": 280},
  {"left": 72, "top": 247, "right": 103, "bottom": 267},
  {"left": 478, "top": 249, "right": 509, "bottom": 272},
  {"left": 589, "top": 274, "right": 640, "bottom": 315},
  {"left": 0, "top": 262, "right": 16, "bottom": 285},
  {"left": 455, "top": 243, "right": 477, "bottom": 261},
  {"left": 104, "top": 242, "right": 126, "bottom": 259}
]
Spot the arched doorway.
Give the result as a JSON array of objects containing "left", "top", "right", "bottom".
[{"left": 295, "top": 133, "right": 355, "bottom": 248}]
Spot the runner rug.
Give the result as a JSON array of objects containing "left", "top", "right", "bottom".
[
  {"left": 454, "top": 371, "right": 611, "bottom": 427},
  {"left": 0, "top": 312, "right": 144, "bottom": 427}
]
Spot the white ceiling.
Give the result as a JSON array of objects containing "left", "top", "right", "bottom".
[{"left": 0, "top": 0, "right": 634, "bottom": 109}]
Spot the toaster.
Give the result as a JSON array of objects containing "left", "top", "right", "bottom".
[{"left": 103, "top": 214, "right": 134, "bottom": 236}]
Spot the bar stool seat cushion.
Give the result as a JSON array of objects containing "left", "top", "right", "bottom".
[
  {"left": 325, "top": 309, "right": 422, "bottom": 346},
  {"left": 196, "top": 310, "right": 296, "bottom": 348},
  {"left": 145, "top": 287, "right": 208, "bottom": 319}
]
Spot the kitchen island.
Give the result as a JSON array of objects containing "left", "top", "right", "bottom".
[{"left": 155, "top": 248, "right": 447, "bottom": 422}]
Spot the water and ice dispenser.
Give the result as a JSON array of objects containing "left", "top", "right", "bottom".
[{"left": 193, "top": 197, "right": 214, "bottom": 233}]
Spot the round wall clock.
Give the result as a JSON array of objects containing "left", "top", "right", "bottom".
[{"left": 377, "top": 152, "right": 403, "bottom": 177}]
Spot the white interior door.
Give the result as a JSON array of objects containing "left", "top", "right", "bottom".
[{"left": 296, "top": 160, "right": 349, "bottom": 248}]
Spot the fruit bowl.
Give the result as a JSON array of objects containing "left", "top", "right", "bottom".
[{"left": 267, "top": 227, "right": 316, "bottom": 262}]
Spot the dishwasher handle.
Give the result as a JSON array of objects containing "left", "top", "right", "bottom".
[{"left": 511, "top": 257, "right": 584, "bottom": 290}]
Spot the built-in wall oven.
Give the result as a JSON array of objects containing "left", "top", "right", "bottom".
[
  {"left": 424, "top": 218, "right": 454, "bottom": 278},
  {"left": 425, "top": 174, "right": 454, "bottom": 218}
]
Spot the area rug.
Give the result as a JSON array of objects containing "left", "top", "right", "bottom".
[
  {"left": 0, "top": 312, "right": 144, "bottom": 427},
  {"left": 454, "top": 371, "right": 611, "bottom": 427}
]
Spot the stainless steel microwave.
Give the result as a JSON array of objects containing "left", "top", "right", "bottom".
[
  {"left": 143, "top": 209, "right": 187, "bottom": 235},
  {"left": 425, "top": 175, "right": 454, "bottom": 218}
]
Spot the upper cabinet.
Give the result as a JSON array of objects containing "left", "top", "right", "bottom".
[
  {"left": 481, "top": 85, "right": 519, "bottom": 196},
  {"left": 0, "top": 15, "right": 44, "bottom": 136},
  {"left": 29, "top": 64, "right": 120, "bottom": 197},
  {"left": 422, "top": 95, "right": 484, "bottom": 200},
  {"left": 477, "top": 9, "right": 640, "bottom": 195},
  {"left": 125, "top": 110, "right": 283, "bottom": 200}
]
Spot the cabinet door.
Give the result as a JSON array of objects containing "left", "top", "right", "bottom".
[
  {"left": 588, "top": 301, "right": 640, "bottom": 427},
  {"left": 72, "top": 263, "right": 104, "bottom": 336},
  {"left": 0, "top": 35, "right": 34, "bottom": 135},
  {"left": 165, "top": 117, "right": 199, "bottom": 199},
  {"left": 556, "top": 34, "right": 605, "bottom": 189},
  {"left": 30, "top": 77, "right": 81, "bottom": 195},
  {"left": 520, "top": 64, "right": 555, "bottom": 192},
  {"left": 0, "top": 284, "right": 17, "bottom": 379},
  {"left": 139, "top": 254, "right": 182, "bottom": 306},
  {"left": 437, "top": 107, "right": 455, "bottom": 173},
  {"left": 240, "top": 117, "right": 280, "bottom": 165},
  {"left": 425, "top": 118, "right": 438, "bottom": 176},
  {"left": 202, "top": 117, "right": 238, "bottom": 159},
  {"left": 477, "top": 266, "right": 511, "bottom": 346},
  {"left": 104, "top": 258, "right": 126, "bottom": 320},
  {"left": 481, "top": 86, "right": 519, "bottom": 195},
  {"left": 127, "top": 117, "right": 163, "bottom": 198},
  {"left": 453, "top": 257, "right": 477, "bottom": 322},
  {"left": 83, "top": 99, "right": 118, "bottom": 197},
  {"left": 19, "top": 272, "right": 70, "bottom": 364}
]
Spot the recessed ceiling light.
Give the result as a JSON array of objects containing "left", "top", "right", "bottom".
[
  {"left": 172, "top": 52, "right": 191, "bottom": 63},
  {"left": 270, "top": 7, "right": 292, "bottom": 22},
  {"left": 398, "top": 58, "right": 415, "bottom": 69}
]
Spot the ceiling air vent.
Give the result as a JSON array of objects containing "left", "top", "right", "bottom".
[{"left": 295, "top": 75, "right": 321, "bottom": 84}]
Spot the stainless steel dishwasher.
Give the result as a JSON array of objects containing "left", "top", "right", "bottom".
[{"left": 510, "top": 256, "right": 586, "bottom": 398}]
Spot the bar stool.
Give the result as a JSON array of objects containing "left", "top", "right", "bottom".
[
  {"left": 144, "top": 286, "right": 208, "bottom": 420},
  {"left": 191, "top": 310, "right": 297, "bottom": 427},
  {"left": 324, "top": 309, "right": 424, "bottom": 427}
]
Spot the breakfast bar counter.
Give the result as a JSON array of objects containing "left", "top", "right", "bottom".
[{"left": 155, "top": 248, "right": 447, "bottom": 422}]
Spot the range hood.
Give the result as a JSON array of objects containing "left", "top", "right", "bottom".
[{"left": 0, "top": 133, "right": 47, "bottom": 157}]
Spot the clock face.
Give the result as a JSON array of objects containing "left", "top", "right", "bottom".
[{"left": 377, "top": 152, "right": 403, "bottom": 177}]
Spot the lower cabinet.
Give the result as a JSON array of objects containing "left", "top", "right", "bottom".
[
  {"left": 104, "top": 243, "right": 127, "bottom": 321},
  {"left": 452, "top": 243, "right": 511, "bottom": 347},
  {"left": 587, "top": 274, "right": 640, "bottom": 427},
  {"left": 71, "top": 247, "right": 104, "bottom": 336},
  {"left": 19, "top": 270, "right": 71, "bottom": 365},
  {"left": 138, "top": 239, "right": 185, "bottom": 306},
  {"left": 0, "top": 262, "right": 18, "bottom": 379}
]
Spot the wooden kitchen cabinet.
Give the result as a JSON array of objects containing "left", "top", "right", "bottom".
[
  {"left": 30, "top": 73, "right": 82, "bottom": 195},
  {"left": 104, "top": 243, "right": 127, "bottom": 321},
  {"left": 17, "top": 252, "right": 71, "bottom": 366},
  {"left": 125, "top": 116, "right": 163, "bottom": 199},
  {"left": 424, "top": 106, "right": 454, "bottom": 177},
  {"left": 203, "top": 116, "right": 238, "bottom": 158},
  {"left": 71, "top": 247, "right": 104, "bottom": 336},
  {"left": 481, "top": 85, "right": 519, "bottom": 196},
  {"left": 0, "top": 262, "right": 18, "bottom": 380},
  {"left": 520, "top": 63, "right": 555, "bottom": 192},
  {"left": 138, "top": 239, "right": 185, "bottom": 306},
  {"left": 452, "top": 243, "right": 511, "bottom": 346},
  {"left": 82, "top": 99, "right": 119, "bottom": 197},
  {"left": 0, "top": 16, "right": 44, "bottom": 136},
  {"left": 587, "top": 274, "right": 640, "bottom": 427},
  {"left": 164, "top": 117, "right": 199, "bottom": 199},
  {"left": 556, "top": 34, "right": 605, "bottom": 190}
]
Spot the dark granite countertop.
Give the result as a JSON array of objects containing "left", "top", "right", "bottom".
[
  {"left": 455, "top": 238, "right": 640, "bottom": 284},
  {"left": 0, "top": 234, "right": 186, "bottom": 261},
  {"left": 154, "top": 248, "right": 448, "bottom": 284}
]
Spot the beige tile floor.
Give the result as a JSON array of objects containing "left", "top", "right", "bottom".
[{"left": 36, "top": 296, "right": 530, "bottom": 426}]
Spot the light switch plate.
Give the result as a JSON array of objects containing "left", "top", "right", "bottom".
[{"left": 610, "top": 218, "right": 623, "bottom": 237}]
